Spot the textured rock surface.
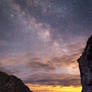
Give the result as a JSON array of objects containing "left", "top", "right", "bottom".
[
  {"left": 78, "top": 36, "right": 92, "bottom": 92},
  {"left": 0, "top": 71, "right": 32, "bottom": 92}
]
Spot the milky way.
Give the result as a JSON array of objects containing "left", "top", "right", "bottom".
[{"left": 0, "top": 0, "right": 92, "bottom": 86}]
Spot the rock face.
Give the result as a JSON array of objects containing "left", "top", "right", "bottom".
[
  {"left": 0, "top": 71, "right": 32, "bottom": 92},
  {"left": 78, "top": 36, "right": 92, "bottom": 92}
]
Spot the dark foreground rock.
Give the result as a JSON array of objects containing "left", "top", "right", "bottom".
[
  {"left": 0, "top": 71, "right": 33, "bottom": 92},
  {"left": 78, "top": 36, "right": 92, "bottom": 92}
]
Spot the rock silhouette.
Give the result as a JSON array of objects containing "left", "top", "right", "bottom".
[
  {"left": 0, "top": 71, "right": 32, "bottom": 92},
  {"left": 78, "top": 36, "right": 92, "bottom": 92}
]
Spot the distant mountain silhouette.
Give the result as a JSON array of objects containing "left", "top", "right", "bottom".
[
  {"left": 0, "top": 71, "right": 33, "bottom": 92},
  {"left": 78, "top": 35, "right": 92, "bottom": 92}
]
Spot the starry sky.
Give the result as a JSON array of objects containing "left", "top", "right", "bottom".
[{"left": 0, "top": 0, "right": 92, "bottom": 88}]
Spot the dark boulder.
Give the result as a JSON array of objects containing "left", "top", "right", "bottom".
[
  {"left": 78, "top": 35, "right": 92, "bottom": 92},
  {"left": 0, "top": 71, "right": 33, "bottom": 92}
]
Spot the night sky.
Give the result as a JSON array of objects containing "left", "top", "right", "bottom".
[{"left": 0, "top": 0, "right": 92, "bottom": 89}]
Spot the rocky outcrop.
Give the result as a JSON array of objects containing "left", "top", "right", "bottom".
[
  {"left": 78, "top": 36, "right": 92, "bottom": 92},
  {"left": 0, "top": 71, "right": 32, "bottom": 92}
]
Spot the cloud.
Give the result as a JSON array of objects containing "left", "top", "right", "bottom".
[
  {"left": 13, "top": 0, "right": 92, "bottom": 36},
  {"left": 0, "top": 32, "right": 83, "bottom": 86},
  {"left": 0, "top": 0, "right": 88, "bottom": 57},
  {"left": 0, "top": 0, "right": 90, "bottom": 87},
  {"left": 29, "top": 61, "right": 55, "bottom": 71},
  {"left": 32, "top": 78, "right": 80, "bottom": 86},
  {"left": 0, "top": 44, "right": 81, "bottom": 83},
  {"left": 0, "top": 40, "right": 8, "bottom": 46},
  {"left": 26, "top": 73, "right": 80, "bottom": 86}
]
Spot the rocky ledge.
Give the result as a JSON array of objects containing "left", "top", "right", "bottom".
[
  {"left": 78, "top": 36, "right": 92, "bottom": 92},
  {"left": 0, "top": 71, "right": 32, "bottom": 92}
]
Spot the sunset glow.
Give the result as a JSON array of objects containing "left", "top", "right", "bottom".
[
  {"left": 0, "top": 0, "right": 91, "bottom": 92},
  {"left": 27, "top": 84, "right": 82, "bottom": 92}
]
